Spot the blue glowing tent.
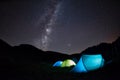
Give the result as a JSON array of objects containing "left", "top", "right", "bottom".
[
  {"left": 71, "top": 54, "right": 105, "bottom": 73},
  {"left": 53, "top": 61, "right": 63, "bottom": 67}
]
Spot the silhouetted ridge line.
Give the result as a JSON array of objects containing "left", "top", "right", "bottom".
[
  {"left": 81, "top": 37, "right": 120, "bottom": 62},
  {"left": 0, "top": 37, "right": 120, "bottom": 80}
]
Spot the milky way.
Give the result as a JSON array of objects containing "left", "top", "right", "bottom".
[
  {"left": 0, "top": 0, "right": 119, "bottom": 54},
  {"left": 35, "top": 0, "right": 62, "bottom": 50}
]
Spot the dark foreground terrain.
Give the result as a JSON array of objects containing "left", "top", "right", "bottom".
[{"left": 0, "top": 37, "right": 120, "bottom": 80}]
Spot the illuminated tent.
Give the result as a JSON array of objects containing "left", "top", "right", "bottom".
[
  {"left": 53, "top": 61, "right": 63, "bottom": 67},
  {"left": 61, "top": 59, "right": 76, "bottom": 67},
  {"left": 71, "top": 54, "right": 104, "bottom": 73}
]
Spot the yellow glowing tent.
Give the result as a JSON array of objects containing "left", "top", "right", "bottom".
[{"left": 61, "top": 59, "right": 76, "bottom": 67}]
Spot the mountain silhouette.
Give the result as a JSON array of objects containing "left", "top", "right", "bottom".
[
  {"left": 0, "top": 39, "right": 12, "bottom": 64},
  {"left": 0, "top": 37, "right": 120, "bottom": 80},
  {"left": 0, "top": 37, "right": 120, "bottom": 64},
  {"left": 81, "top": 37, "right": 120, "bottom": 63},
  {"left": 0, "top": 40, "right": 70, "bottom": 64}
]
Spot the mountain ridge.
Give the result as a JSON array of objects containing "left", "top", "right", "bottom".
[
  {"left": 0, "top": 37, "right": 120, "bottom": 63},
  {"left": 0, "top": 37, "right": 120, "bottom": 80}
]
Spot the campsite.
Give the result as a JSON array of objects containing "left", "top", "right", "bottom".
[{"left": 0, "top": 37, "right": 120, "bottom": 80}]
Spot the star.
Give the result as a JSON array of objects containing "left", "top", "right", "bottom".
[{"left": 46, "top": 27, "right": 52, "bottom": 35}]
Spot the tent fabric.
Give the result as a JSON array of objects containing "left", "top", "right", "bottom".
[
  {"left": 71, "top": 57, "right": 87, "bottom": 73},
  {"left": 61, "top": 59, "right": 76, "bottom": 67},
  {"left": 53, "top": 61, "right": 63, "bottom": 67},
  {"left": 71, "top": 54, "right": 104, "bottom": 73}
]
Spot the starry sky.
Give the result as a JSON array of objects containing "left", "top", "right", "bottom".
[{"left": 0, "top": 0, "right": 120, "bottom": 54}]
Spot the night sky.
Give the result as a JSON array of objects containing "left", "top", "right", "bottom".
[{"left": 0, "top": 0, "right": 120, "bottom": 54}]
